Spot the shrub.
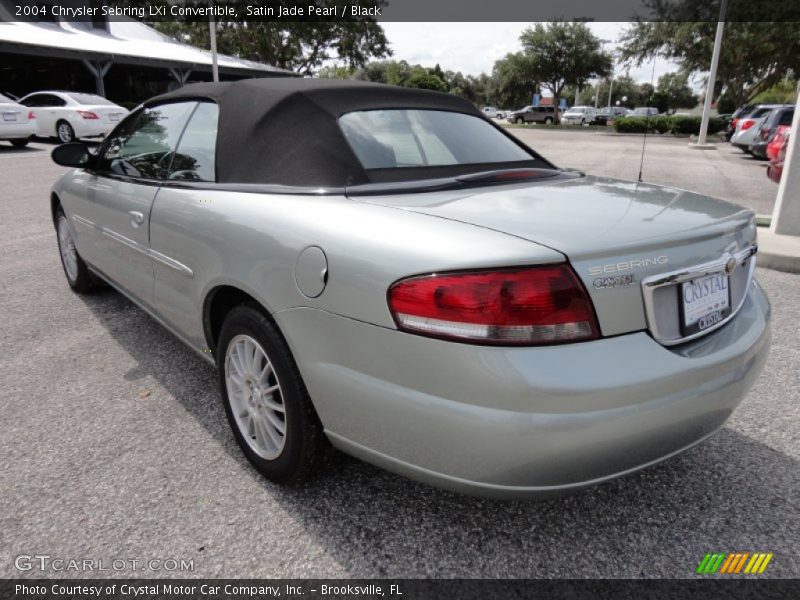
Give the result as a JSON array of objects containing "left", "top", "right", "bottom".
[{"left": 613, "top": 115, "right": 728, "bottom": 135}]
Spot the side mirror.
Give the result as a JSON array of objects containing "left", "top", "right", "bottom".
[{"left": 52, "top": 143, "right": 92, "bottom": 168}]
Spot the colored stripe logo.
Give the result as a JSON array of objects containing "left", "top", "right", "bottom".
[{"left": 696, "top": 552, "right": 773, "bottom": 574}]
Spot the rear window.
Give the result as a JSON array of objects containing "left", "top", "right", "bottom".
[
  {"left": 339, "top": 109, "right": 532, "bottom": 169},
  {"left": 67, "top": 93, "right": 115, "bottom": 106},
  {"left": 751, "top": 107, "right": 774, "bottom": 119}
]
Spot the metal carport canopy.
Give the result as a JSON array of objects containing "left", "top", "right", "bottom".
[{"left": 0, "top": 18, "right": 294, "bottom": 77}]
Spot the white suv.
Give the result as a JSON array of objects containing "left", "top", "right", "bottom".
[{"left": 562, "top": 106, "right": 597, "bottom": 125}]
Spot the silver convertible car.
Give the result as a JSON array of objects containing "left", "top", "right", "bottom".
[{"left": 50, "top": 79, "right": 770, "bottom": 498}]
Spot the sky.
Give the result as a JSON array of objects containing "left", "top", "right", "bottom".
[{"left": 379, "top": 22, "right": 685, "bottom": 89}]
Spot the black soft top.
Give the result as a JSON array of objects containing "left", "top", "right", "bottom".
[{"left": 148, "top": 78, "right": 549, "bottom": 188}]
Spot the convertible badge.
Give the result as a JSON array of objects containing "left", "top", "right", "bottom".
[{"left": 593, "top": 274, "right": 635, "bottom": 289}]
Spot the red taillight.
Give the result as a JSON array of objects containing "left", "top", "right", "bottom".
[
  {"left": 27, "top": 111, "right": 36, "bottom": 119},
  {"left": 77, "top": 110, "right": 99, "bottom": 119},
  {"left": 387, "top": 265, "right": 600, "bottom": 345},
  {"left": 740, "top": 119, "right": 755, "bottom": 131},
  {"left": 731, "top": 118, "right": 739, "bottom": 129}
]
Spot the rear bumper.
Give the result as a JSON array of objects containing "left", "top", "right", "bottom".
[
  {"left": 73, "top": 119, "right": 114, "bottom": 138},
  {"left": 0, "top": 122, "right": 36, "bottom": 139},
  {"left": 277, "top": 281, "right": 770, "bottom": 498}
]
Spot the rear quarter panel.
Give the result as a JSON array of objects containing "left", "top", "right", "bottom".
[{"left": 147, "top": 188, "right": 565, "bottom": 351}]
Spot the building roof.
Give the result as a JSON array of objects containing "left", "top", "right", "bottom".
[
  {"left": 150, "top": 78, "right": 549, "bottom": 188},
  {"left": 0, "top": 17, "right": 293, "bottom": 77}
]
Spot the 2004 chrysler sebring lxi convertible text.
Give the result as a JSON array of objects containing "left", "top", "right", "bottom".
[{"left": 50, "top": 79, "right": 770, "bottom": 498}]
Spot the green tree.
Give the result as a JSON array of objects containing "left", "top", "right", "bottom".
[
  {"left": 519, "top": 22, "right": 613, "bottom": 121},
  {"left": 656, "top": 71, "right": 698, "bottom": 112},
  {"left": 148, "top": 1, "right": 391, "bottom": 76},
  {"left": 620, "top": 4, "right": 800, "bottom": 108},
  {"left": 488, "top": 52, "right": 538, "bottom": 110}
]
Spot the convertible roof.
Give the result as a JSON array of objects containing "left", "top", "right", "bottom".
[{"left": 148, "top": 78, "right": 495, "bottom": 188}]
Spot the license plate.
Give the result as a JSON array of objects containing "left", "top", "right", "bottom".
[
  {"left": 2, "top": 113, "right": 18, "bottom": 122},
  {"left": 109, "top": 114, "right": 121, "bottom": 122},
  {"left": 680, "top": 272, "right": 731, "bottom": 336}
]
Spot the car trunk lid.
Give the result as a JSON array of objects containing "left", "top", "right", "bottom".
[{"left": 349, "top": 174, "right": 757, "bottom": 341}]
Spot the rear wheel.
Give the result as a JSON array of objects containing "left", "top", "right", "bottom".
[
  {"left": 544, "top": 117, "right": 553, "bottom": 125},
  {"left": 55, "top": 209, "right": 95, "bottom": 293},
  {"left": 10, "top": 138, "right": 29, "bottom": 148},
  {"left": 218, "top": 305, "right": 326, "bottom": 484},
  {"left": 56, "top": 120, "right": 75, "bottom": 143}
]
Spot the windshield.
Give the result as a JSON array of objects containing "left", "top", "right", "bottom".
[
  {"left": 67, "top": 93, "right": 116, "bottom": 106},
  {"left": 339, "top": 109, "right": 533, "bottom": 169}
]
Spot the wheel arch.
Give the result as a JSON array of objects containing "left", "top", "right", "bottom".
[
  {"left": 50, "top": 192, "right": 62, "bottom": 228},
  {"left": 203, "top": 285, "right": 281, "bottom": 357}
]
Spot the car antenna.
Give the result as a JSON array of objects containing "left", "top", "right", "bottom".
[{"left": 638, "top": 57, "right": 658, "bottom": 183}]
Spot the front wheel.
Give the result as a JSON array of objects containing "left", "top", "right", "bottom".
[
  {"left": 56, "top": 120, "right": 76, "bottom": 143},
  {"left": 515, "top": 117, "right": 522, "bottom": 124},
  {"left": 10, "top": 138, "right": 29, "bottom": 148},
  {"left": 544, "top": 117, "right": 553, "bottom": 125},
  {"left": 56, "top": 209, "right": 95, "bottom": 293},
  {"left": 218, "top": 305, "right": 327, "bottom": 484}
]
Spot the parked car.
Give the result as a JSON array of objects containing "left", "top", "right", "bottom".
[
  {"left": 751, "top": 106, "right": 794, "bottom": 159},
  {"left": 592, "top": 106, "right": 628, "bottom": 126},
  {"left": 481, "top": 106, "right": 505, "bottom": 119},
  {"left": 506, "top": 105, "right": 557, "bottom": 124},
  {"left": 730, "top": 104, "right": 787, "bottom": 153},
  {"left": 766, "top": 128, "right": 789, "bottom": 184},
  {"left": 50, "top": 79, "right": 769, "bottom": 498},
  {"left": 0, "top": 92, "right": 36, "bottom": 147},
  {"left": 725, "top": 104, "right": 756, "bottom": 141},
  {"left": 631, "top": 107, "right": 660, "bottom": 117},
  {"left": 767, "top": 125, "right": 791, "bottom": 161},
  {"left": 18, "top": 91, "right": 128, "bottom": 143},
  {"left": 561, "top": 105, "right": 597, "bottom": 125}
]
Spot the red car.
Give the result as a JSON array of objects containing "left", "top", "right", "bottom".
[
  {"left": 767, "top": 124, "right": 790, "bottom": 160},
  {"left": 767, "top": 128, "right": 789, "bottom": 183}
]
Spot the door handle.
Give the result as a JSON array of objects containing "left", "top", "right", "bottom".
[{"left": 129, "top": 211, "right": 145, "bottom": 228}]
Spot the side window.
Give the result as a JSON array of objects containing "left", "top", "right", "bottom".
[
  {"left": 41, "top": 94, "right": 67, "bottom": 107},
  {"left": 169, "top": 102, "right": 219, "bottom": 182},
  {"left": 20, "top": 95, "right": 42, "bottom": 107},
  {"left": 95, "top": 102, "right": 197, "bottom": 180},
  {"left": 779, "top": 110, "right": 794, "bottom": 126}
]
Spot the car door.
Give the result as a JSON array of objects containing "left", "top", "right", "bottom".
[
  {"left": 69, "top": 101, "right": 197, "bottom": 306},
  {"left": 27, "top": 94, "right": 67, "bottom": 136},
  {"left": 149, "top": 101, "right": 219, "bottom": 344}
]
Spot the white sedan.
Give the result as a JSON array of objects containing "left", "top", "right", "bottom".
[
  {"left": 18, "top": 91, "right": 128, "bottom": 143},
  {"left": 0, "top": 93, "right": 36, "bottom": 148}
]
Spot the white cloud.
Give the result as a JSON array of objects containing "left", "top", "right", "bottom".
[{"left": 379, "top": 22, "right": 682, "bottom": 85}]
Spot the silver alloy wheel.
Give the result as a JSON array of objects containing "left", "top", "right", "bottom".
[
  {"left": 224, "top": 334, "right": 287, "bottom": 460},
  {"left": 57, "top": 215, "right": 79, "bottom": 283},
  {"left": 57, "top": 122, "right": 73, "bottom": 143}
]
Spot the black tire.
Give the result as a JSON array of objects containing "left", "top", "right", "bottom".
[
  {"left": 10, "top": 138, "right": 29, "bottom": 148},
  {"left": 55, "top": 208, "right": 95, "bottom": 293},
  {"left": 217, "top": 304, "right": 327, "bottom": 484},
  {"left": 515, "top": 117, "right": 522, "bottom": 124},
  {"left": 56, "top": 120, "right": 76, "bottom": 143},
  {"left": 544, "top": 117, "right": 553, "bottom": 125}
]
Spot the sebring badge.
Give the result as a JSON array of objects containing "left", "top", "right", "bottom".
[{"left": 588, "top": 255, "right": 669, "bottom": 276}]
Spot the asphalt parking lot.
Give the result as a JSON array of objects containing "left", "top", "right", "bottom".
[
  {"left": 507, "top": 126, "right": 778, "bottom": 215},
  {"left": 1, "top": 138, "right": 798, "bottom": 579}
]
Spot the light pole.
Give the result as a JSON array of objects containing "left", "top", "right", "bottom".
[
  {"left": 596, "top": 39, "right": 612, "bottom": 109},
  {"left": 209, "top": 16, "right": 219, "bottom": 83},
  {"left": 691, "top": 0, "right": 727, "bottom": 149}
]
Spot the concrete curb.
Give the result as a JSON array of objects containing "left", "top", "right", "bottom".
[{"left": 757, "top": 228, "right": 800, "bottom": 274}]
